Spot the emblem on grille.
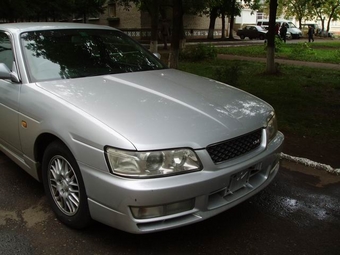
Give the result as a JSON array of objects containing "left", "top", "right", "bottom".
[{"left": 253, "top": 139, "right": 260, "bottom": 145}]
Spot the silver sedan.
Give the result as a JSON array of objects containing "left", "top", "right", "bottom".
[{"left": 0, "top": 22, "right": 284, "bottom": 234}]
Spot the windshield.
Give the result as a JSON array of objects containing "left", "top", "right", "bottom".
[
  {"left": 20, "top": 29, "right": 167, "bottom": 82},
  {"left": 257, "top": 26, "right": 267, "bottom": 31},
  {"left": 287, "top": 22, "right": 297, "bottom": 28}
]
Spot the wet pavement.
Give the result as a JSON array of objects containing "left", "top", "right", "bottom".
[{"left": 0, "top": 151, "right": 339, "bottom": 255}]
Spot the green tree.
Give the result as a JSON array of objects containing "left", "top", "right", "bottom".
[
  {"left": 0, "top": 0, "right": 26, "bottom": 22},
  {"left": 25, "top": 0, "right": 74, "bottom": 21},
  {"left": 308, "top": 0, "right": 328, "bottom": 31},
  {"left": 204, "top": 0, "right": 261, "bottom": 40},
  {"left": 0, "top": 0, "right": 76, "bottom": 22},
  {"left": 310, "top": 0, "right": 340, "bottom": 32},
  {"left": 325, "top": 0, "right": 340, "bottom": 32},
  {"left": 169, "top": 0, "right": 208, "bottom": 66},
  {"left": 73, "top": 0, "right": 106, "bottom": 22},
  {"left": 116, "top": 0, "right": 173, "bottom": 53},
  {"left": 320, "top": 0, "right": 340, "bottom": 32},
  {"left": 278, "top": 0, "right": 310, "bottom": 28},
  {"left": 203, "top": 0, "right": 235, "bottom": 39}
]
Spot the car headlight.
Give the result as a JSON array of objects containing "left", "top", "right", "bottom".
[
  {"left": 105, "top": 147, "right": 202, "bottom": 178},
  {"left": 266, "top": 112, "right": 278, "bottom": 144}
]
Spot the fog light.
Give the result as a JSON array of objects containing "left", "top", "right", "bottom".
[{"left": 130, "top": 199, "right": 195, "bottom": 219}]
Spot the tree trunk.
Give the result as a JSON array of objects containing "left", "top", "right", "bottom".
[
  {"left": 207, "top": 7, "right": 218, "bottom": 39},
  {"left": 298, "top": 18, "right": 302, "bottom": 29},
  {"left": 327, "top": 6, "right": 337, "bottom": 32},
  {"left": 149, "top": 0, "right": 160, "bottom": 53},
  {"left": 228, "top": 0, "right": 236, "bottom": 39},
  {"left": 321, "top": 18, "right": 325, "bottom": 32},
  {"left": 327, "top": 18, "right": 331, "bottom": 32},
  {"left": 266, "top": 0, "right": 278, "bottom": 74},
  {"left": 169, "top": 0, "right": 182, "bottom": 69},
  {"left": 179, "top": 16, "right": 186, "bottom": 50},
  {"left": 221, "top": 12, "right": 226, "bottom": 39}
]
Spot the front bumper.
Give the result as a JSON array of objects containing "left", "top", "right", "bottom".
[{"left": 80, "top": 131, "right": 284, "bottom": 234}]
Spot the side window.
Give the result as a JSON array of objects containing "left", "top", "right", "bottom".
[{"left": 0, "top": 32, "right": 14, "bottom": 70}]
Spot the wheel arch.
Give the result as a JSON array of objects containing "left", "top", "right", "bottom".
[{"left": 34, "top": 133, "right": 66, "bottom": 181}]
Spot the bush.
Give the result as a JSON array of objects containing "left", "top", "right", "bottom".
[{"left": 180, "top": 44, "right": 217, "bottom": 61}]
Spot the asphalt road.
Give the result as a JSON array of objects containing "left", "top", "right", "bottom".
[{"left": 0, "top": 151, "right": 339, "bottom": 255}]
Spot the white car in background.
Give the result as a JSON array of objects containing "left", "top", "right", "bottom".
[{"left": 257, "top": 19, "right": 302, "bottom": 39}]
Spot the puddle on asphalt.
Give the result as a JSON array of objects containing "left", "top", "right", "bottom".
[
  {"left": 0, "top": 200, "right": 51, "bottom": 228},
  {"left": 282, "top": 160, "right": 340, "bottom": 187},
  {"left": 22, "top": 204, "right": 51, "bottom": 228},
  {"left": 275, "top": 194, "right": 338, "bottom": 221},
  {"left": 0, "top": 210, "right": 19, "bottom": 226}
]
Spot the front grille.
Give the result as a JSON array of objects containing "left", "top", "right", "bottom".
[{"left": 207, "top": 129, "right": 262, "bottom": 164}]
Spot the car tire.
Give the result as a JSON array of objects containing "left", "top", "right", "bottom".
[
  {"left": 42, "top": 141, "right": 92, "bottom": 229},
  {"left": 240, "top": 35, "right": 245, "bottom": 40}
]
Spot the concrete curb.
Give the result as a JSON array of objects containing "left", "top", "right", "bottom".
[{"left": 281, "top": 153, "right": 340, "bottom": 175}]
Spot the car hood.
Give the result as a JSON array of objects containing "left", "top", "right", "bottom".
[
  {"left": 36, "top": 69, "right": 273, "bottom": 150},
  {"left": 288, "top": 27, "right": 302, "bottom": 34}
]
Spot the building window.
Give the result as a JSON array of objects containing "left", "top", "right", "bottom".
[
  {"left": 257, "top": 12, "right": 267, "bottom": 21},
  {"left": 108, "top": 1, "right": 117, "bottom": 18}
]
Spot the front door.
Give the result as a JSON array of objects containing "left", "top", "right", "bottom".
[{"left": 0, "top": 31, "right": 22, "bottom": 155}]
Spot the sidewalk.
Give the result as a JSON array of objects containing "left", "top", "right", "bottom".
[{"left": 217, "top": 54, "right": 340, "bottom": 70}]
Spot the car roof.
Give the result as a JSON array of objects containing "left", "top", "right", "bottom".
[
  {"left": 0, "top": 22, "right": 116, "bottom": 34},
  {"left": 248, "top": 25, "right": 264, "bottom": 29}
]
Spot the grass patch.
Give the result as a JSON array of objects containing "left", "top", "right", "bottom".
[
  {"left": 179, "top": 59, "right": 340, "bottom": 142},
  {"left": 217, "top": 40, "right": 340, "bottom": 64}
]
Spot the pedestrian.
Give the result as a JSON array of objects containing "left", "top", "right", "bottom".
[
  {"left": 308, "top": 25, "right": 315, "bottom": 42},
  {"left": 160, "top": 19, "right": 170, "bottom": 50},
  {"left": 275, "top": 23, "right": 280, "bottom": 37},
  {"left": 280, "top": 23, "right": 287, "bottom": 43}
]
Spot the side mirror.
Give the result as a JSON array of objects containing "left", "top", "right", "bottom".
[
  {"left": 153, "top": 52, "right": 161, "bottom": 59},
  {"left": 0, "top": 63, "right": 11, "bottom": 79},
  {"left": 0, "top": 63, "right": 20, "bottom": 83}
]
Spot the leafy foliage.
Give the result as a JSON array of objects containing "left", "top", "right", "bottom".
[
  {"left": 0, "top": 0, "right": 105, "bottom": 22},
  {"left": 265, "top": 35, "right": 284, "bottom": 52}
]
